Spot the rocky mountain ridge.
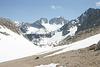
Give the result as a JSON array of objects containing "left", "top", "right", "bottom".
[
  {"left": 0, "top": 8, "right": 100, "bottom": 66},
  {"left": 17, "top": 16, "right": 69, "bottom": 46},
  {"left": 0, "top": 17, "right": 21, "bottom": 34},
  {"left": 13, "top": 8, "right": 100, "bottom": 46},
  {"left": 61, "top": 8, "right": 100, "bottom": 36},
  {"left": 59, "top": 8, "right": 100, "bottom": 45}
]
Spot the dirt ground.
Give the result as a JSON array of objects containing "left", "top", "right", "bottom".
[{"left": 0, "top": 45, "right": 100, "bottom": 67}]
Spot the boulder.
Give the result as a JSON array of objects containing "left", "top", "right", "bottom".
[{"left": 95, "top": 41, "right": 100, "bottom": 51}]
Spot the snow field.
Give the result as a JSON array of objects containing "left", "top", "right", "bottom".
[
  {"left": 45, "top": 33, "right": 100, "bottom": 57},
  {"left": 0, "top": 26, "right": 52, "bottom": 63}
]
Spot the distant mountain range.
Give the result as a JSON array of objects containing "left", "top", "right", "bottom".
[
  {"left": 0, "top": 8, "right": 100, "bottom": 63},
  {"left": 13, "top": 8, "right": 100, "bottom": 46},
  {"left": 18, "top": 16, "right": 68, "bottom": 34},
  {"left": 0, "top": 8, "right": 100, "bottom": 47}
]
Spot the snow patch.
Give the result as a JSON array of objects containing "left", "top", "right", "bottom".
[
  {"left": 78, "top": 24, "right": 81, "bottom": 26},
  {"left": 26, "top": 27, "right": 39, "bottom": 34},
  {"left": 35, "top": 28, "right": 49, "bottom": 34},
  {"left": 42, "top": 23, "right": 63, "bottom": 31},
  {"left": 68, "top": 26, "right": 77, "bottom": 36},
  {"left": 45, "top": 33, "right": 100, "bottom": 57},
  {"left": 34, "top": 63, "right": 66, "bottom": 67}
]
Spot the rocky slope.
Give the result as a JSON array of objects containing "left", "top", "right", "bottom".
[
  {"left": 60, "top": 8, "right": 100, "bottom": 45},
  {"left": 0, "top": 17, "right": 21, "bottom": 34},
  {"left": 61, "top": 8, "right": 100, "bottom": 36},
  {"left": 19, "top": 17, "right": 69, "bottom": 34},
  {"left": 61, "top": 26, "right": 100, "bottom": 45}
]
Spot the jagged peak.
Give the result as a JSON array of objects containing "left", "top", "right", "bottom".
[
  {"left": 87, "top": 8, "right": 100, "bottom": 11},
  {"left": 40, "top": 17, "right": 48, "bottom": 20},
  {"left": 55, "top": 16, "right": 64, "bottom": 19},
  {"left": 87, "top": 8, "right": 95, "bottom": 10},
  {"left": 84, "top": 8, "right": 100, "bottom": 14}
]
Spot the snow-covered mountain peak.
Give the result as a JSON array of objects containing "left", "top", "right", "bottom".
[
  {"left": 18, "top": 22, "right": 31, "bottom": 33},
  {"left": 49, "top": 16, "right": 68, "bottom": 25},
  {"left": 34, "top": 18, "right": 48, "bottom": 25},
  {"left": 19, "top": 17, "right": 69, "bottom": 34},
  {"left": 40, "top": 18, "right": 49, "bottom": 24},
  {"left": 18, "top": 8, "right": 100, "bottom": 47},
  {"left": 17, "top": 17, "right": 70, "bottom": 46}
]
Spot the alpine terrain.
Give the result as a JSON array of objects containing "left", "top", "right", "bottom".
[
  {"left": 17, "top": 16, "right": 69, "bottom": 46},
  {"left": 0, "top": 8, "right": 100, "bottom": 67}
]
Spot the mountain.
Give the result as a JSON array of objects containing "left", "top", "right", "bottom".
[
  {"left": 1, "top": 8, "right": 100, "bottom": 65},
  {"left": 18, "top": 22, "right": 31, "bottom": 33},
  {"left": 19, "top": 17, "right": 68, "bottom": 34},
  {"left": 18, "top": 8, "right": 100, "bottom": 47},
  {"left": 31, "top": 18, "right": 48, "bottom": 29},
  {"left": 59, "top": 8, "right": 100, "bottom": 45},
  {"left": 49, "top": 16, "right": 68, "bottom": 25},
  {"left": 0, "top": 17, "right": 53, "bottom": 63},
  {"left": 18, "top": 17, "right": 69, "bottom": 46},
  {"left": 61, "top": 8, "right": 100, "bottom": 36},
  {"left": 0, "top": 17, "right": 21, "bottom": 34},
  {"left": 76, "top": 8, "right": 100, "bottom": 33}
]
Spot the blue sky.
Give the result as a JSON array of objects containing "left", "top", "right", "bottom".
[{"left": 0, "top": 0, "right": 100, "bottom": 23}]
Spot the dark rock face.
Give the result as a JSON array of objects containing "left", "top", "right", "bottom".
[
  {"left": 60, "top": 23, "right": 70, "bottom": 36},
  {"left": 31, "top": 18, "right": 48, "bottom": 29},
  {"left": 26, "top": 31, "right": 55, "bottom": 41},
  {"left": 31, "top": 21, "right": 45, "bottom": 29},
  {"left": 61, "top": 8, "right": 100, "bottom": 36},
  {"left": 76, "top": 8, "right": 100, "bottom": 33},
  {"left": 18, "top": 22, "right": 31, "bottom": 33},
  {"left": 60, "top": 20, "right": 77, "bottom": 36}
]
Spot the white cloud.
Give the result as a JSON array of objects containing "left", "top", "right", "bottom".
[
  {"left": 51, "top": 5, "right": 56, "bottom": 9},
  {"left": 96, "top": 2, "right": 100, "bottom": 7},
  {"left": 51, "top": 5, "right": 61, "bottom": 9}
]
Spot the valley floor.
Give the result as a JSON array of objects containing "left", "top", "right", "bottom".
[{"left": 0, "top": 45, "right": 100, "bottom": 67}]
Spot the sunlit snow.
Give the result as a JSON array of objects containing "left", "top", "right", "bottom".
[
  {"left": 42, "top": 22, "right": 64, "bottom": 31},
  {"left": 0, "top": 26, "right": 52, "bottom": 63},
  {"left": 35, "top": 63, "right": 66, "bottom": 67},
  {"left": 45, "top": 33, "right": 100, "bottom": 57},
  {"left": 0, "top": 24, "right": 100, "bottom": 63},
  {"left": 34, "top": 63, "right": 58, "bottom": 67}
]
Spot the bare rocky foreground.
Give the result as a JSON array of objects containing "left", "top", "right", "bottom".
[{"left": 0, "top": 44, "right": 100, "bottom": 67}]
